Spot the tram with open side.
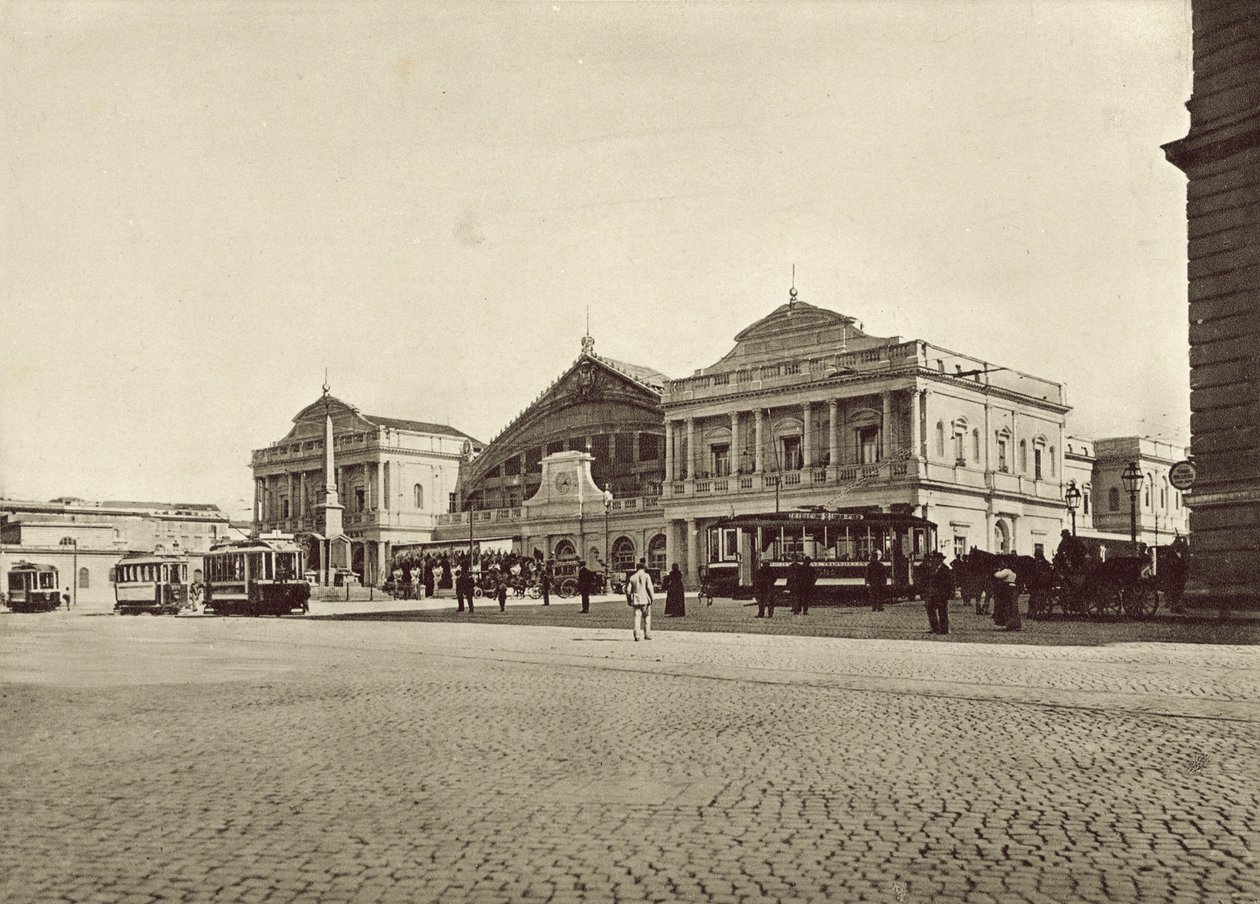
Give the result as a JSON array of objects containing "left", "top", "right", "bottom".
[
  {"left": 3, "top": 562, "right": 66, "bottom": 613},
  {"left": 704, "top": 509, "right": 938, "bottom": 603},
  {"left": 114, "top": 551, "right": 191, "bottom": 616},
  {"left": 202, "top": 537, "right": 310, "bottom": 616}
]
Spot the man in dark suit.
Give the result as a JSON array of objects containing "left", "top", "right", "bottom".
[
  {"left": 922, "top": 552, "right": 953, "bottom": 634},
  {"left": 755, "top": 560, "right": 777, "bottom": 618},
  {"left": 577, "top": 560, "right": 594, "bottom": 613},
  {"left": 541, "top": 558, "right": 553, "bottom": 606},
  {"left": 800, "top": 557, "right": 817, "bottom": 615},
  {"left": 865, "top": 551, "right": 887, "bottom": 612}
]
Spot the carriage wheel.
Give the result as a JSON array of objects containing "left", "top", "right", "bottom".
[
  {"left": 472, "top": 587, "right": 484, "bottom": 599},
  {"left": 1088, "top": 583, "right": 1122, "bottom": 620},
  {"left": 527, "top": 586, "right": 541, "bottom": 599},
  {"left": 1122, "top": 581, "right": 1160, "bottom": 620},
  {"left": 558, "top": 578, "right": 578, "bottom": 599}
]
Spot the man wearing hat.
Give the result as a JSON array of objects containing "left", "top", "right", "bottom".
[{"left": 922, "top": 551, "right": 954, "bottom": 635}]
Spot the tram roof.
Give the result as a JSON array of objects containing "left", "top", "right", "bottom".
[
  {"left": 712, "top": 510, "right": 936, "bottom": 529},
  {"left": 8, "top": 560, "right": 59, "bottom": 573}
]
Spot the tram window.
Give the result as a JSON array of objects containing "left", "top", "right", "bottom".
[
  {"left": 781, "top": 528, "right": 804, "bottom": 560},
  {"left": 723, "top": 529, "right": 738, "bottom": 560},
  {"left": 248, "top": 553, "right": 265, "bottom": 580},
  {"left": 161, "top": 565, "right": 169, "bottom": 583},
  {"left": 7, "top": 573, "right": 21, "bottom": 591},
  {"left": 708, "top": 531, "right": 721, "bottom": 563},
  {"left": 40, "top": 572, "right": 56, "bottom": 589},
  {"left": 275, "top": 554, "right": 297, "bottom": 581},
  {"left": 804, "top": 525, "right": 826, "bottom": 560}
]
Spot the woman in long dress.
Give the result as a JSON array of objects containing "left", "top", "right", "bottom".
[{"left": 663, "top": 563, "right": 686, "bottom": 617}]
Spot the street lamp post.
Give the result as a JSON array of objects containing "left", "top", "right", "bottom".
[
  {"left": 1064, "top": 480, "right": 1082, "bottom": 537},
  {"left": 1121, "top": 461, "right": 1143, "bottom": 545},
  {"left": 59, "top": 536, "right": 77, "bottom": 608},
  {"left": 602, "top": 485, "right": 614, "bottom": 582}
]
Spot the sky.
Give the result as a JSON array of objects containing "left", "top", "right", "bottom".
[{"left": 2, "top": 1, "right": 1192, "bottom": 519}]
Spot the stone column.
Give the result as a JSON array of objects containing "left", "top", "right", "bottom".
[
  {"left": 298, "top": 471, "right": 307, "bottom": 520},
  {"left": 685, "top": 518, "right": 699, "bottom": 589},
  {"left": 664, "top": 421, "right": 675, "bottom": 482},
  {"left": 827, "top": 400, "right": 839, "bottom": 470},
  {"left": 802, "top": 402, "right": 813, "bottom": 468},
  {"left": 754, "top": 409, "right": 765, "bottom": 472},
  {"left": 881, "top": 391, "right": 893, "bottom": 460},
  {"left": 253, "top": 478, "right": 262, "bottom": 526},
  {"left": 909, "top": 387, "right": 921, "bottom": 459},
  {"left": 375, "top": 541, "right": 386, "bottom": 585},
  {"left": 287, "top": 473, "right": 295, "bottom": 524},
  {"left": 730, "top": 410, "right": 740, "bottom": 470},
  {"left": 686, "top": 418, "right": 696, "bottom": 479},
  {"left": 382, "top": 462, "right": 390, "bottom": 511}
]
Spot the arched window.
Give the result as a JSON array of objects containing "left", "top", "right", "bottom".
[
  {"left": 553, "top": 539, "right": 576, "bottom": 560},
  {"left": 935, "top": 421, "right": 945, "bottom": 457},
  {"left": 78, "top": 567, "right": 89, "bottom": 589},
  {"left": 1083, "top": 490, "right": 1090, "bottom": 515},
  {"left": 1144, "top": 473, "right": 1152, "bottom": 508},
  {"left": 647, "top": 534, "right": 667, "bottom": 573},
  {"left": 413, "top": 484, "right": 424, "bottom": 509},
  {"left": 611, "top": 537, "right": 636, "bottom": 571},
  {"left": 972, "top": 429, "right": 980, "bottom": 463},
  {"left": 1161, "top": 475, "right": 1169, "bottom": 510},
  {"left": 1109, "top": 487, "right": 1120, "bottom": 511}
]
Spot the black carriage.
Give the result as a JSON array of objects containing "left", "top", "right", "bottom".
[{"left": 1027, "top": 538, "right": 1163, "bottom": 621}]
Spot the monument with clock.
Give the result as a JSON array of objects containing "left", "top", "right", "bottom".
[{"left": 524, "top": 450, "right": 606, "bottom": 519}]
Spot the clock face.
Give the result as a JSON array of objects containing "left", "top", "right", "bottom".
[{"left": 554, "top": 471, "right": 574, "bottom": 495}]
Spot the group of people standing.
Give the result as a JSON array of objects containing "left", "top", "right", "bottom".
[{"left": 753, "top": 556, "right": 818, "bottom": 617}]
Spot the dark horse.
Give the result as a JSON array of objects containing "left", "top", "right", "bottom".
[{"left": 951, "top": 551, "right": 1051, "bottom": 614}]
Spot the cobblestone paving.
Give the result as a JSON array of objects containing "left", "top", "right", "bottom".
[{"left": 1, "top": 614, "right": 1256, "bottom": 904}]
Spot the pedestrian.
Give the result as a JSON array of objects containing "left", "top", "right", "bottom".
[
  {"left": 496, "top": 573, "right": 508, "bottom": 612},
  {"left": 1166, "top": 535, "right": 1189, "bottom": 614},
  {"left": 454, "top": 566, "right": 467, "bottom": 612},
  {"left": 993, "top": 563, "right": 1020, "bottom": 631},
  {"left": 423, "top": 561, "right": 435, "bottom": 600},
  {"left": 663, "top": 563, "right": 685, "bottom": 617},
  {"left": 787, "top": 555, "right": 804, "bottom": 614},
  {"left": 626, "top": 559, "right": 654, "bottom": 640},
  {"left": 577, "top": 559, "right": 594, "bottom": 613},
  {"left": 800, "top": 557, "right": 816, "bottom": 615},
  {"left": 460, "top": 568, "right": 475, "bottom": 613},
  {"left": 540, "top": 559, "right": 553, "bottom": 606},
  {"left": 865, "top": 551, "right": 887, "bottom": 612},
  {"left": 755, "top": 560, "right": 776, "bottom": 618},
  {"left": 922, "top": 552, "right": 953, "bottom": 635}
]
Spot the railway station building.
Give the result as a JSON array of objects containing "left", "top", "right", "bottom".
[{"left": 432, "top": 290, "right": 1088, "bottom": 589}]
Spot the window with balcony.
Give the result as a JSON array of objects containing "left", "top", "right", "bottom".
[
  {"left": 355, "top": 488, "right": 365, "bottom": 512},
  {"left": 711, "top": 443, "right": 731, "bottom": 477},
  {"left": 997, "top": 439, "right": 1008, "bottom": 472}
]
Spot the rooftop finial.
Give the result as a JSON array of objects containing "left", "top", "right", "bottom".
[
  {"left": 788, "top": 264, "right": 797, "bottom": 305},
  {"left": 322, "top": 368, "right": 330, "bottom": 397},
  {"left": 581, "top": 305, "right": 595, "bottom": 355}
]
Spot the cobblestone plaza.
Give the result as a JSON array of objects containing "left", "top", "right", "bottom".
[{"left": 1, "top": 606, "right": 1256, "bottom": 904}]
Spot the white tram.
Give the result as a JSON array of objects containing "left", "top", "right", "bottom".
[
  {"left": 113, "top": 551, "right": 191, "bottom": 616},
  {"left": 704, "top": 509, "right": 938, "bottom": 602},
  {"left": 3, "top": 562, "right": 67, "bottom": 613},
  {"left": 202, "top": 537, "right": 310, "bottom": 616}
]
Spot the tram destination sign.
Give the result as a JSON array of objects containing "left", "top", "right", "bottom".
[
  {"left": 1168, "top": 460, "right": 1197, "bottom": 491},
  {"left": 785, "top": 510, "right": 872, "bottom": 522}
]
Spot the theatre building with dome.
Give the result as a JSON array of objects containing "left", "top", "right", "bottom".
[{"left": 433, "top": 288, "right": 1077, "bottom": 589}]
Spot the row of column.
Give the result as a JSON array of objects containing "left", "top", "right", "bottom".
[
  {"left": 665, "top": 390, "right": 917, "bottom": 480},
  {"left": 255, "top": 461, "right": 397, "bottom": 525}
]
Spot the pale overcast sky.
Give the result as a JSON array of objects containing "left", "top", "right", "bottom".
[{"left": 2, "top": 1, "right": 1192, "bottom": 516}]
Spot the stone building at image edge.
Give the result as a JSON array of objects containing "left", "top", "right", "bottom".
[
  {"left": 250, "top": 391, "right": 482, "bottom": 585},
  {"left": 433, "top": 292, "right": 1091, "bottom": 589}
]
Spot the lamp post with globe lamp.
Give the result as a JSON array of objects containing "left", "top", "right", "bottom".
[
  {"left": 1064, "top": 480, "right": 1082, "bottom": 537},
  {"left": 1121, "top": 461, "right": 1144, "bottom": 544}
]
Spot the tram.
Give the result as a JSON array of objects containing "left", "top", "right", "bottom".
[
  {"left": 3, "top": 562, "right": 66, "bottom": 613},
  {"left": 113, "top": 551, "right": 191, "bottom": 616},
  {"left": 704, "top": 509, "right": 938, "bottom": 602},
  {"left": 202, "top": 537, "right": 310, "bottom": 616}
]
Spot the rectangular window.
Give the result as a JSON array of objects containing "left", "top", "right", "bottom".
[
  {"left": 781, "top": 436, "right": 802, "bottom": 470},
  {"left": 1033, "top": 542, "right": 1045, "bottom": 558},
  {"left": 997, "top": 440, "right": 1008, "bottom": 472},
  {"left": 281, "top": 497, "right": 290, "bottom": 518},
  {"left": 954, "top": 536, "right": 967, "bottom": 559},
  {"left": 503, "top": 456, "right": 521, "bottom": 476},
  {"left": 712, "top": 443, "right": 731, "bottom": 477},
  {"left": 1034, "top": 449, "right": 1043, "bottom": 480},
  {"left": 525, "top": 447, "right": 542, "bottom": 472},
  {"left": 614, "top": 434, "right": 634, "bottom": 466},
  {"left": 857, "top": 427, "right": 880, "bottom": 465},
  {"left": 354, "top": 488, "right": 365, "bottom": 511},
  {"left": 638, "top": 433, "right": 660, "bottom": 461}
]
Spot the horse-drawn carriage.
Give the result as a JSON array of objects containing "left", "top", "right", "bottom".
[{"left": 955, "top": 536, "right": 1183, "bottom": 622}]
